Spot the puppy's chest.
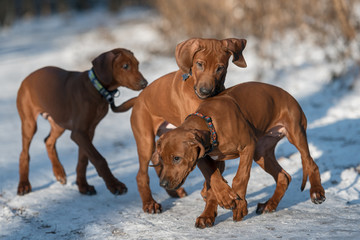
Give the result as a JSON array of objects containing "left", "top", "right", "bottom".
[
  {"left": 95, "top": 104, "right": 108, "bottom": 118},
  {"left": 85, "top": 102, "right": 108, "bottom": 123}
]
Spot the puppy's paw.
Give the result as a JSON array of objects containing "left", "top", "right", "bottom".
[
  {"left": 213, "top": 184, "right": 238, "bottom": 210},
  {"left": 55, "top": 175, "right": 67, "bottom": 185},
  {"left": 256, "top": 201, "right": 276, "bottom": 214},
  {"left": 195, "top": 215, "right": 215, "bottom": 228},
  {"left": 232, "top": 199, "right": 248, "bottom": 222},
  {"left": 310, "top": 185, "right": 326, "bottom": 204},
  {"left": 76, "top": 181, "right": 97, "bottom": 195},
  {"left": 17, "top": 181, "right": 32, "bottom": 195},
  {"left": 143, "top": 201, "right": 162, "bottom": 214},
  {"left": 53, "top": 166, "right": 67, "bottom": 185},
  {"left": 107, "top": 180, "right": 128, "bottom": 195}
]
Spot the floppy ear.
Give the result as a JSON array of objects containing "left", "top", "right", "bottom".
[
  {"left": 91, "top": 51, "right": 116, "bottom": 85},
  {"left": 150, "top": 139, "right": 162, "bottom": 167},
  {"left": 187, "top": 130, "right": 206, "bottom": 159},
  {"left": 221, "top": 38, "right": 247, "bottom": 68},
  {"left": 150, "top": 151, "right": 161, "bottom": 167},
  {"left": 175, "top": 38, "right": 202, "bottom": 73}
]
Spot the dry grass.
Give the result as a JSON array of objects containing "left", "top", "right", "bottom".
[
  {"left": 1, "top": 0, "right": 359, "bottom": 77},
  {"left": 154, "top": 0, "right": 360, "bottom": 76}
]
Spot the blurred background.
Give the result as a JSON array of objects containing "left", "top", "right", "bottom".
[
  {"left": 1, "top": 0, "right": 359, "bottom": 81},
  {"left": 1, "top": 1, "right": 360, "bottom": 238}
]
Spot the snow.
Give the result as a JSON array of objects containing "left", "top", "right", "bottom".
[{"left": 0, "top": 7, "right": 359, "bottom": 240}]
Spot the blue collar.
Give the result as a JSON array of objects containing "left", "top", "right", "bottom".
[
  {"left": 186, "top": 112, "right": 218, "bottom": 154},
  {"left": 182, "top": 68, "right": 192, "bottom": 81},
  {"left": 88, "top": 68, "right": 119, "bottom": 105}
]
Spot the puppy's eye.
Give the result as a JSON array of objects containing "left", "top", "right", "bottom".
[
  {"left": 122, "top": 64, "right": 129, "bottom": 70},
  {"left": 173, "top": 156, "right": 182, "bottom": 164},
  {"left": 196, "top": 62, "right": 203, "bottom": 69},
  {"left": 216, "top": 65, "right": 224, "bottom": 73}
]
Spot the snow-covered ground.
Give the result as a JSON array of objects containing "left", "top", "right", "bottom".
[{"left": 0, "top": 7, "right": 359, "bottom": 240}]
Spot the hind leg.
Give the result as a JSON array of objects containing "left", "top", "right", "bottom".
[
  {"left": 254, "top": 134, "right": 291, "bottom": 214},
  {"left": 286, "top": 125, "right": 325, "bottom": 204},
  {"left": 17, "top": 110, "right": 37, "bottom": 195},
  {"left": 232, "top": 144, "right": 256, "bottom": 221},
  {"left": 44, "top": 117, "right": 66, "bottom": 184},
  {"left": 76, "top": 147, "right": 96, "bottom": 195},
  {"left": 18, "top": 120, "right": 37, "bottom": 195},
  {"left": 75, "top": 130, "right": 96, "bottom": 195}
]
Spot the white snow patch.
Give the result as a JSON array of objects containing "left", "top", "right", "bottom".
[{"left": 0, "top": 7, "right": 359, "bottom": 240}]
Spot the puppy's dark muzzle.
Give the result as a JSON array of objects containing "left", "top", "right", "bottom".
[
  {"left": 194, "top": 86, "right": 214, "bottom": 99},
  {"left": 139, "top": 78, "right": 148, "bottom": 89},
  {"left": 160, "top": 178, "right": 185, "bottom": 190},
  {"left": 199, "top": 87, "right": 212, "bottom": 95},
  {"left": 160, "top": 179, "right": 169, "bottom": 188}
]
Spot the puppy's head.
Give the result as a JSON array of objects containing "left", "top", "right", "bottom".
[
  {"left": 92, "top": 48, "right": 147, "bottom": 91},
  {"left": 175, "top": 38, "right": 247, "bottom": 99},
  {"left": 152, "top": 128, "right": 206, "bottom": 190}
]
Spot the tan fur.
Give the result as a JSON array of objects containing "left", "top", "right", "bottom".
[
  {"left": 155, "top": 82, "right": 325, "bottom": 228},
  {"left": 130, "top": 38, "right": 247, "bottom": 213}
]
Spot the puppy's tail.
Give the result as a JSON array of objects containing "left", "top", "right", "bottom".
[
  {"left": 301, "top": 170, "right": 308, "bottom": 191},
  {"left": 111, "top": 97, "right": 137, "bottom": 113},
  {"left": 300, "top": 112, "right": 309, "bottom": 192}
]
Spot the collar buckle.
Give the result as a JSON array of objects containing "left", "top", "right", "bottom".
[{"left": 182, "top": 69, "right": 192, "bottom": 81}]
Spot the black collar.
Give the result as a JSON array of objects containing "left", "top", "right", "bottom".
[
  {"left": 186, "top": 112, "right": 218, "bottom": 154},
  {"left": 88, "top": 68, "right": 119, "bottom": 106}
]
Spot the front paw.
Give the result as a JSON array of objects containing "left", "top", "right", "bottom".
[
  {"left": 256, "top": 201, "right": 277, "bottom": 214},
  {"left": 53, "top": 167, "right": 67, "bottom": 185},
  {"left": 106, "top": 180, "right": 128, "bottom": 195},
  {"left": 77, "top": 181, "right": 97, "bottom": 195},
  {"left": 213, "top": 185, "right": 239, "bottom": 209},
  {"left": 195, "top": 215, "right": 215, "bottom": 228},
  {"left": 17, "top": 181, "right": 32, "bottom": 195},
  {"left": 143, "top": 201, "right": 162, "bottom": 214},
  {"left": 232, "top": 199, "right": 248, "bottom": 221}
]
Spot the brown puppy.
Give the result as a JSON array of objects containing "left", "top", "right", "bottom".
[
  {"left": 17, "top": 48, "right": 147, "bottom": 196},
  {"left": 130, "top": 38, "right": 247, "bottom": 213},
  {"left": 153, "top": 82, "right": 326, "bottom": 228}
]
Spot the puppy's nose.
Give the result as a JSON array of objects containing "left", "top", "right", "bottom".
[
  {"left": 199, "top": 87, "right": 211, "bottom": 95},
  {"left": 160, "top": 179, "right": 169, "bottom": 188},
  {"left": 140, "top": 79, "right": 148, "bottom": 89}
]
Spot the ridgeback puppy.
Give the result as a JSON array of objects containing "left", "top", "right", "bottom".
[
  {"left": 130, "top": 38, "right": 247, "bottom": 213},
  {"left": 17, "top": 48, "right": 147, "bottom": 196},
  {"left": 153, "top": 82, "right": 326, "bottom": 228}
]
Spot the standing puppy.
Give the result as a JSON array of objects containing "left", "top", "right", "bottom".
[
  {"left": 130, "top": 38, "right": 247, "bottom": 213},
  {"left": 17, "top": 48, "right": 147, "bottom": 196},
  {"left": 153, "top": 82, "right": 326, "bottom": 227}
]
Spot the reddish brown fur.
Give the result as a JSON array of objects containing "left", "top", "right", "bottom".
[
  {"left": 130, "top": 38, "right": 247, "bottom": 213},
  {"left": 17, "top": 48, "right": 147, "bottom": 196},
  {"left": 154, "top": 82, "right": 325, "bottom": 228}
]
